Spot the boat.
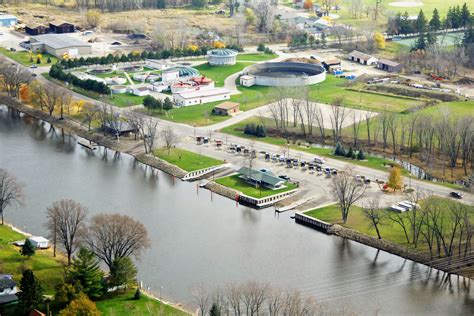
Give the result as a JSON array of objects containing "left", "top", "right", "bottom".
[{"left": 77, "top": 137, "right": 98, "bottom": 150}]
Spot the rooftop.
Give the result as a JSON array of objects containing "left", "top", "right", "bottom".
[
  {"left": 208, "top": 48, "right": 238, "bottom": 57},
  {"left": 214, "top": 101, "right": 239, "bottom": 110},
  {"left": 49, "top": 20, "right": 73, "bottom": 27},
  {"left": 349, "top": 50, "right": 375, "bottom": 61},
  {"left": 29, "top": 236, "right": 48, "bottom": 243},
  {"left": 237, "top": 167, "right": 284, "bottom": 187},
  {"left": 378, "top": 58, "right": 401, "bottom": 67},
  {"left": 31, "top": 34, "right": 91, "bottom": 49},
  {"left": 26, "top": 22, "right": 48, "bottom": 28},
  {"left": 0, "top": 275, "right": 16, "bottom": 290},
  {"left": 176, "top": 87, "right": 230, "bottom": 99}
]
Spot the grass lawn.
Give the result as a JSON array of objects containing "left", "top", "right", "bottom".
[
  {"left": 194, "top": 62, "right": 253, "bottom": 87},
  {"left": 0, "top": 47, "right": 59, "bottom": 66},
  {"left": 236, "top": 53, "right": 278, "bottom": 61},
  {"left": 0, "top": 225, "right": 65, "bottom": 294},
  {"left": 216, "top": 174, "right": 297, "bottom": 198},
  {"left": 154, "top": 147, "right": 224, "bottom": 172},
  {"left": 96, "top": 291, "right": 188, "bottom": 316},
  {"left": 305, "top": 197, "right": 474, "bottom": 248}
]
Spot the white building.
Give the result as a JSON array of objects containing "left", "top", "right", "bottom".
[
  {"left": 162, "top": 69, "right": 180, "bottom": 82},
  {"left": 207, "top": 48, "right": 238, "bottom": 66},
  {"left": 130, "top": 86, "right": 150, "bottom": 96},
  {"left": 145, "top": 59, "right": 173, "bottom": 70},
  {"left": 28, "top": 236, "right": 49, "bottom": 249},
  {"left": 240, "top": 75, "right": 256, "bottom": 87},
  {"left": 174, "top": 88, "right": 231, "bottom": 107},
  {"left": 348, "top": 50, "right": 378, "bottom": 66}
]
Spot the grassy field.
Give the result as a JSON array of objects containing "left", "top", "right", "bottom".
[
  {"left": 0, "top": 47, "right": 59, "bottom": 67},
  {"left": 194, "top": 62, "right": 253, "bottom": 87},
  {"left": 236, "top": 53, "right": 278, "bottom": 61},
  {"left": 154, "top": 147, "right": 224, "bottom": 172},
  {"left": 216, "top": 174, "right": 297, "bottom": 198},
  {"left": 96, "top": 291, "right": 188, "bottom": 316},
  {"left": 305, "top": 197, "right": 474, "bottom": 248},
  {"left": 395, "top": 32, "right": 465, "bottom": 47}
]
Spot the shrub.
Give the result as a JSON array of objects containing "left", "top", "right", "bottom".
[
  {"left": 357, "top": 149, "right": 366, "bottom": 160},
  {"left": 334, "top": 142, "right": 346, "bottom": 157},
  {"left": 134, "top": 287, "right": 141, "bottom": 300},
  {"left": 346, "top": 147, "right": 354, "bottom": 159},
  {"left": 257, "top": 43, "right": 265, "bottom": 52}
]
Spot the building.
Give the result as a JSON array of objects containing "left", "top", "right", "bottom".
[
  {"left": 25, "top": 22, "right": 50, "bottom": 36},
  {"left": 376, "top": 59, "right": 402, "bottom": 72},
  {"left": 174, "top": 87, "right": 231, "bottom": 107},
  {"left": 29, "top": 34, "right": 92, "bottom": 58},
  {"left": 28, "top": 236, "right": 49, "bottom": 249},
  {"left": 192, "top": 76, "right": 214, "bottom": 88},
  {"left": 0, "top": 14, "right": 18, "bottom": 27},
  {"left": 240, "top": 75, "right": 256, "bottom": 87},
  {"left": 0, "top": 275, "right": 18, "bottom": 305},
  {"left": 162, "top": 69, "right": 180, "bottom": 82},
  {"left": 207, "top": 48, "right": 238, "bottom": 66},
  {"left": 237, "top": 167, "right": 285, "bottom": 190},
  {"left": 321, "top": 58, "right": 341, "bottom": 71},
  {"left": 130, "top": 86, "right": 150, "bottom": 96},
  {"left": 212, "top": 101, "right": 240, "bottom": 116},
  {"left": 145, "top": 59, "right": 173, "bottom": 71},
  {"left": 102, "top": 122, "right": 138, "bottom": 137},
  {"left": 348, "top": 50, "right": 378, "bottom": 65},
  {"left": 49, "top": 20, "right": 75, "bottom": 33}
]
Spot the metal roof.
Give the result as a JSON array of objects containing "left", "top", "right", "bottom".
[
  {"left": 169, "top": 66, "right": 200, "bottom": 78},
  {"left": 208, "top": 48, "right": 238, "bottom": 57},
  {"left": 176, "top": 87, "right": 230, "bottom": 99},
  {"left": 377, "top": 58, "right": 401, "bottom": 67},
  {"left": 237, "top": 167, "right": 284, "bottom": 187},
  {"left": 349, "top": 50, "right": 376, "bottom": 61},
  {"left": 30, "top": 34, "right": 91, "bottom": 49}
]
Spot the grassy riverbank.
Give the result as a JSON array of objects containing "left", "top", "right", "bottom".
[
  {"left": 216, "top": 174, "right": 297, "bottom": 198},
  {"left": 154, "top": 147, "right": 224, "bottom": 172}
]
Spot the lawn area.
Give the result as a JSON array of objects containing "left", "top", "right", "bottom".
[
  {"left": 236, "top": 53, "right": 278, "bottom": 61},
  {"left": 0, "top": 47, "right": 59, "bottom": 66},
  {"left": 216, "top": 174, "right": 297, "bottom": 198},
  {"left": 154, "top": 147, "right": 224, "bottom": 172},
  {"left": 96, "top": 291, "right": 188, "bottom": 316},
  {"left": 395, "top": 32, "right": 464, "bottom": 47},
  {"left": 305, "top": 197, "right": 474, "bottom": 248},
  {"left": 0, "top": 225, "right": 65, "bottom": 294},
  {"left": 194, "top": 62, "right": 253, "bottom": 86}
]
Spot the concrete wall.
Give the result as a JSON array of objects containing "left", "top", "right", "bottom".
[
  {"left": 208, "top": 55, "right": 237, "bottom": 66},
  {"left": 246, "top": 62, "right": 326, "bottom": 87}
]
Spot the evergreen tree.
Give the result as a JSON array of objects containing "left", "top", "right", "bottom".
[
  {"left": 400, "top": 11, "right": 413, "bottom": 34},
  {"left": 429, "top": 8, "right": 441, "bottom": 31},
  {"left": 412, "top": 33, "right": 426, "bottom": 51},
  {"left": 163, "top": 97, "right": 173, "bottom": 111},
  {"left": 356, "top": 149, "right": 366, "bottom": 160},
  {"left": 427, "top": 31, "right": 437, "bottom": 45},
  {"left": 36, "top": 56, "right": 41, "bottom": 64},
  {"left": 463, "top": 26, "right": 474, "bottom": 46},
  {"left": 67, "top": 248, "right": 104, "bottom": 299},
  {"left": 54, "top": 281, "right": 83, "bottom": 309},
  {"left": 461, "top": 3, "right": 471, "bottom": 27},
  {"left": 210, "top": 303, "right": 220, "bottom": 316},
  {"left": 47, "top": 56, "right": 52, "bottom": 63},
  {"left": 334, "top": 142, "right": 345, "bottom": 156},
  {"left": 346, "top": 147, "right": 354, "bottom": 158},
  {"left": 21, "top": 238, "right": 35, "bottom": 259},
  {"left": 415, "top": 9, "right": 427, "bottom": 33},
  {"left": 157, "top": 0, "right": 166, "bottom": 9},
  {"left": 134, "top": 287, "right": 141, "bottom": 300},
  {"left": 143, "top": 95, "right": 156, "bottom": 111},
  {"left": 321, "top": 32, "right": 327, "bottom": 47},
  {"left": 17, "top": 269, "right": 43, "bottom": 315},
  {"left": 192, "top": 0, "right": 207, "bottom": 8},
  {"left": 109, "top": 257, "right": 138, "bottom": 289}
]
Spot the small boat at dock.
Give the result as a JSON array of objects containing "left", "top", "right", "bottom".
[{"left": 77, "top": 138, "right": 98, "bottom": 150}]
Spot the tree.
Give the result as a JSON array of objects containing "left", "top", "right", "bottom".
[
  {"left": 54, "top": 281, "right": 83, "bottom": 309},
  {"left": 86, "top": 10, "right": 101, "bottom": 28},
  {"left": 363, "top": 198, "right": 384, "bottom": 239},
  {"left": 157, "top": 0, "right": 166, "bottom": 9},
  {"left": 46, "top": 199, "right": 87, "bottom": 265},
  {"left": 85, "top": 213, "right": 150, "bottom": 270},
  {"left": 245, "top": 8, "right": 257, "bottom": 28},
  {"left": 161, "top": 125, "right": 179, "bottom": 155},
  {"left": 192, "top": 0, "right": 207, "bottom": 8},
  {"left": 0, "top": 57, "right": 32, "bottom": 99},
  {"left": 429, "top": 8, "right": 441, "bottom": 31},
  {"left": 134, "top": 287, "right": 141, "bottom": 300},
  {"left": 331, "top": 166, "right": 366, "bottom": 223},
  {"left": 68, "top": 248, "right": 104, "bottom": 299},
  {"left": 59, "top": 293, "right": 100, "bottom": 316},
  {"left": 374, "top": 32, "right": 385, "bottom": 49},
  {"left": 255, "top": 1, "right": 274, "bottom": 33},
  {"left": 81, "top": 102, "right": 98, "bottom": 131},
  {"left": 387, "top": 165, "right": 403, "bottom": 191},
  {"left": 0, "top": 169, "right": 24, "bottom": 225},
  {"left": 17, "top": 270, "right": 43, "bottom": 315},
  {"left": 21, "top": 238, "right": 35, "bottom": 258},
  {"left": 356, "top": 149, "right": 366, "bottom": 160},
  {"left": 460, "top": 3, "right": 471, "bottom": 27},
  {"left": 109, "top": 257, "right": 137, "bottom": 290},
  {"left": 303, "top": 0, "right": 313, "bottom": 10},
  {"left": 415, "top": 9, "right": 427, "bottom": 33},
  {"left": 210, "top": 303, "right": 220, "bottom": 316},
  {"left": 163, "top": 97, "right": 173, "bottom": 111}
]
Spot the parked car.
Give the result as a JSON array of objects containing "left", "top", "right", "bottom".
[
  {"left": 279, "top": 175, "right": 290, "bottom": 181},
  {"left": 450, "top": 192, "right": 463, "bottom": 199},
  {"left": 314, "top": 157, "right": 325, "bottom": 164},
  {"left": 30, "top": 65, "right": 38, "bottom": 69}
]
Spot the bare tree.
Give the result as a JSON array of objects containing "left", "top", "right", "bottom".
[
  {"left": 331, "top": 166, "right": 366, "bottom": 223},
  {"left": 85, "top": 213, "right": 150, "bottom": 270},
  {"left": 45, "top": 199, "right": 87, "bottom": 264},
  {"left": 192, "top": 284, "right": 211, "bottom": 316},
  {"left": 226, "top": 283, "right": 242, "bottom": 316},
  {"left": 30, "top": 83, "right": 70, "bottom": 117},
  {"left": 330, "top": 97, "right": 348, "bottom": 143},
  {"left": 314, "top": 106, "right": 326, "bottom": 143},
  {"left": 161, "top": 125, "right": 179, "bottom": 155},
  {"left": 126, "top": 112, "right": 158, "bottom": 154},
  {"left": 362, "top": 197, "right": 384, "bottom": 239},
  {"left": 254, "top": 1, "right": 274, "bottom": 33},
  {"left": 0, "top": 58, "right": 32, "bottom": 99},
  {"left": 81, "top": 102, "right": 99, "bottom": 131},
  {"left": 0, "top": 169, "right": 25, "bottom": 225}
]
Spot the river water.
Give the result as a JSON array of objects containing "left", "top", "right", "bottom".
[{"left": 1, "top": 107, "right": 473, "bottom": 315}]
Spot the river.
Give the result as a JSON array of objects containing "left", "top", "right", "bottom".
[{"left": 0, "top": 106, "right": 473, "bottom": 315}]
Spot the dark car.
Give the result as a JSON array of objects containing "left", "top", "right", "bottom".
[
  {"left": 279, "top": 175, "right": 290, "bottom": 181},
  {"left": 450, "top": 192, "right": 463, "bottom": 199}
]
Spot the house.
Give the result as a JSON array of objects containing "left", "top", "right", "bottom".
[
  {"left": 130, "top": 86, "right": 150, "bottom": 96},
  {"left": 28, "top": 236, "right": 49, "bottom": 249},
  {"left": 240, "top": 75, "right": 256, "bottom": 87},
  {"left": 0, "top": 275, "right": 18, "bottom": 305},
  {"left": 49, "top": 20, "right": 74, "bottom": 33},
  {"left": 25, "top": 22, "right": 50, "bottom": 36},
  {"left": 237, "top": 167, "right": 285, "bottom": 190},
  {"left": 0, "top": 14, "right": 18, "bottom": 27},
  {"left": 348, "top": 50, "right": 378, "bottom": 65},
  {"left": 29, "top": 34, "right": 92, "bottom": 57},
  {"left": 173, "top": 87, "right": 231, "bottom": 107},
  {"left": 212, "top": 102, "right": 240, "bottom": 116},
  {"left": 376, "top": 59, "right": 402, "bottom": 73}
]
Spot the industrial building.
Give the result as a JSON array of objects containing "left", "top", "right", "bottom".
[
  {"left": 29, "top": 34, "right": 92, "bottom": 57},
  {"left": 0, "top": 14, "right": 18, "bottom": 27},
  {"left": 207, "top": 48, "right": 238, "bottom": 66},
  {"left": 173, "top": 87, "right": 231, "bottom": 106}
]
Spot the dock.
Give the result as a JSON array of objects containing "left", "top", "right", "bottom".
[
  {"left": 275, "top": 197, "right": 313, "bottom": 213},
  {"left": 77, "top": 137, "right": 97, "bottom": 150}
]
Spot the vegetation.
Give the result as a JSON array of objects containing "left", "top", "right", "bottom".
[
  {"left": 215, "top": 175, "right": 297, "bottom": 198},
  {"left": 20, "top": 239, "right": 36, "bottom": 259},
  {"left": 154, "top": 147, "right": 224, "bottom": 172},
  {"left": 0, "top": 48, "right": 58, "bottom": 66},
  {"left": 243, "top": 123, "right": 266, "bottom": 138},
  {"left": 49, "top": 64, "right": 110, "bottom": 95},
  {"left": 59, "top": 293, "right": 100, "bottom": 316},
  {"left": 67, "top": 248, "right": 104, "bottom": 299},
  {"left": 17, "top": 269, "right": 44, "bottom": 315},
  {"left": 195, "top": 62, "right": 253, "bottom": 87}
]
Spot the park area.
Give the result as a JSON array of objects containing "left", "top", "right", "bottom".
[
  {"left": 154, "top": 147, "right": 224, "bottom": 172},
  {"left": 216, "top": 174, "right": 298, "bottom": 199},
  {"left": 0, "top": 48, "right": 59, "bottom": 67}
]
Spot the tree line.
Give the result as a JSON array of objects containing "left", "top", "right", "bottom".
[{"left": 49, "top": 63, "right": 110, "bottom": 95}]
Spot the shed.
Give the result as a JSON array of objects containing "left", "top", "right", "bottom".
[
  {"left": 0, "top": 274, "right": 17, "bottom": 305},
  {"left": 348, "top": 50, "right": 378, "bottom": 65},
  {"left": 212, "top": 101, "right": 240, "bottom": 116},
  {"left": 240, "top": 75, "right": 256, "bottom": 87},
  {"left": 376, "top": 59, "right": 402, "bottom": 73},
  {"left": 0, "top": 15, "right": 18, "bottom": 27},
  {"left": 28, "top": 236, "right": 49, "bottom": 249},
  {"left": 49, "top": 20, "right": 74, "bottom": 33},
  {"left": 131, "top": 86, "right": 150, "bottom": 96},
  {"left": 25, "top": 22, "right": 50, "bottom": 36},
  {"left": 102, "top": 122, "right": 139, "bottom": 137}
]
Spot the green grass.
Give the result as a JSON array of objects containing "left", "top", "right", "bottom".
[
  {"left": 0, "top": 225, "right": 65, "bottom": 294},
  {"left": 395, "top": 32, "right": 464, "bottom": 47},
  {"left": 96, "top": 291, "right": 188, "bottom": 316},
  {"left": 0, "top": 47, "right": 59, "bottom": 66},
  {"left": 154, "top": 147, "right": 224, "bottom": 172},
  {"left": 305, "top": 197, "right": 474, "bottom": 248},
  {"left": 194, "top": 62, "right": 253, "bottom": 87},
  {"left": 216, "top": 174, "right": 297, "bottom": 198},
  {"left": 236, "top": 53, "right": 278, "bottom": 61}
]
